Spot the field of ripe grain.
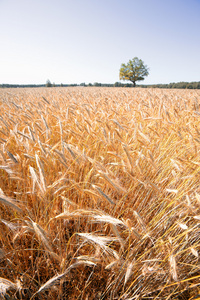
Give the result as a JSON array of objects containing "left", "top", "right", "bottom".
[{"left": 0, "top": 87, "right": 200, "bottom": 299}]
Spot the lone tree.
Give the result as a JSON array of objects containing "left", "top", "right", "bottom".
[{"left": 119, "top": 57, "right": 149, "bottom": 87}]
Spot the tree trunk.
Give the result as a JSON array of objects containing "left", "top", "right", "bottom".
[{"left": 132, "top": 81, "right": 136, "bottom": 87}]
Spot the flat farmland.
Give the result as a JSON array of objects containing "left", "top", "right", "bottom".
[{"left": 0, "top": 87, "right": 200, "bottom": 299}]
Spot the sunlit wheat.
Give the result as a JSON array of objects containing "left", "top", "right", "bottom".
[{"left": 0, "top": 86, "right": 200, "bottom": 299}]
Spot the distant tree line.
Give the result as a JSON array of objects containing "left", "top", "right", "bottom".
[
  {"left": 80, "top": 81, "right": 200, "bottom": 89},
  {"left": 0, "top": 81, "right": 200, "bottom": 89},
  {"left": 0, "top": 83, "right": 78, "bottom": 88},
  {"left": 139, "top": 81, "right": 200, "bottom": 89},
  {"left": 0, "top": 84, "right": 46, "bottom": 88},
  {"left": 114, "top": 81, "right": 200, "bottom": 89}
]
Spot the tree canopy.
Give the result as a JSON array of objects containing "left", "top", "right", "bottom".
[
  {"left": 119, "top": 57, "right": 149, "bottom": 86},
  {"left": 46, "top": 79, "right": 52, "bottom": 87}
]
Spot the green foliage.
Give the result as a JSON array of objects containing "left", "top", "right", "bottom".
[
  {"left": 114, "top": 81, "right": 121, "bottom": 87},
  {"left": 46, "top": 79, "right": 52, "bottom": 87},
  {"left": 119, "top": 57, "right": 149, "bottom": 86},
  {"left": 94, "top": 82, "right": 102, "bottom": 86},
  {"left": 140, "top": 81, "right": 200, "bottom": 89}
]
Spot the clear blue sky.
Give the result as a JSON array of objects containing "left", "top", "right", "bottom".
[{"left": 0, "top": 0, "right": 199, "bottom": 85}]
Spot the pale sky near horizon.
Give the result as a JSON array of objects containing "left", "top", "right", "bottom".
[{"left": 0, "top": 0, "right": 199, "bottom": 85}]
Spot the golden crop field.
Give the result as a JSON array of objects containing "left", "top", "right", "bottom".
[{"left": 0, "top": 87, "right": 200, "bottom": 299}]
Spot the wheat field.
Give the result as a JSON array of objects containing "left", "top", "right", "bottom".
[{"left": 0, "top": 87, "right": 200, "bottom": 299}]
